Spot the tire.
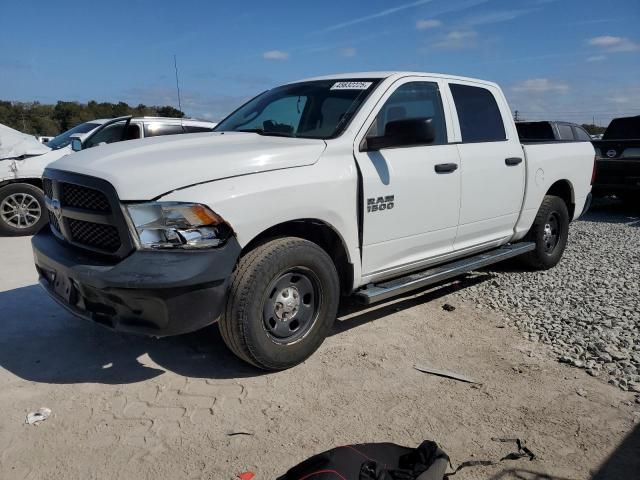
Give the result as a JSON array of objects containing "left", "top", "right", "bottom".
[
  {"left": 0, "top": 183, "right": 48, "bottom": 236},
  {"left": 521, "top": 195, "right": 569, "bottom": 270},
  {"left": 219, "top": 237, "right": 340, "bottom": 370}
]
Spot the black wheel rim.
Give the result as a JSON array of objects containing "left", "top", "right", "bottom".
[
  {"left": 542, "top": 212, "right": 560, "bottom": 253},
  {"left": 262, "top": 268, "right": 322, "bottom": 345}
]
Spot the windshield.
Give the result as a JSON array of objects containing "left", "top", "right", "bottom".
[
  {"left": 215, "top": 79, "right": 381, "bottom": 139},
  {"left": 603, "top": 116, "right": 640, "bottom": 140},
  {"left": 47, "top": 122, "right": 101, "bottom": 150}
]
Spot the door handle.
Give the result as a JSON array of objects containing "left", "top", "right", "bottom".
[
  {"left": 434, "top": 163, "right": 458, "bottom": 174},
  {"left": 505, "top": 157, "right": 523, "bottom": 166}
]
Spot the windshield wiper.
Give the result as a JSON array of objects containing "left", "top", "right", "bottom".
[{"left": 237, "top": 128, "right": 296, "bottom": 138}]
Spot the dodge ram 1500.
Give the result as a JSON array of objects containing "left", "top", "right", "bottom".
[{"left": 32, "top": 72, "right": 595, "bottom": 370}]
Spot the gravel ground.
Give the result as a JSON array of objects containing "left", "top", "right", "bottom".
[{"left": 453, "top": 199, "right": 640, "bottom": 394}]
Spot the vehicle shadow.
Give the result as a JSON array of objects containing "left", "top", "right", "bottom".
[
  {"left": 591, "top": 423, "right": 640, "bottom": 480},
  {"left": 0, "top": 274, "right": 491, "bottom": 385},
  {"left": 0, "top": 284, "right": 260, "bottom": 385}
]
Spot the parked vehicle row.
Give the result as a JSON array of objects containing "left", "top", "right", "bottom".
[
  {"left": 31, "top": 71, "right": 595, "bottom": 370},
  {"left": 0, "top": 116, "right": 216, "bottom": 235},
  {"left": 515, "top": 121, "right": 592, "bottom": 142}
]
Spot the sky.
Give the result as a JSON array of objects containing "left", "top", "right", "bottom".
[{"left": 1, "top": 0, "right": 639, "bottom": 126}]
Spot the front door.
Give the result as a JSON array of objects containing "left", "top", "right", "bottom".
[{"left": 354, "top": 78, "right": 461, "bottom": 279}]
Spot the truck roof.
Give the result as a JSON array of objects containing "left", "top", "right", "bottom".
[{"left": 294, "top": 71, "right": 499, "bottom": 88}]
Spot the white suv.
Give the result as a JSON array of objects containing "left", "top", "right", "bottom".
[{"left": 0, "top": 116, "right": 216, "bottom": 235}]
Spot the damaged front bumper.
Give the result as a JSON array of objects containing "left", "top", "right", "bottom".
[{"left": 32, "top": 226, "right": 241, "bottom": 337}]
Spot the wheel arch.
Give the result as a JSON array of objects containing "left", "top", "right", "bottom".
[
  {"left": 0, "top": 177, "right": 44, "bottom": 191},
  {"left": 242, "top": 219, "right": 354, "bottom": 294},
  {"left": 546, "top": 179, "right": 575, "bottom": 220}
]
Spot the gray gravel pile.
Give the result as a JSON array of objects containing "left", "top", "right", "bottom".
[{"left": 452, "top": 204, "right": 640, "bottom": 391}]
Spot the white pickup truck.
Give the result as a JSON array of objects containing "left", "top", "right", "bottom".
[{"left": 32, "top": 72, "right": 595, "bottom": 370}]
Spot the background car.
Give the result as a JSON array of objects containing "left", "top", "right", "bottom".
[{"left": 0, "top": 116, "right": 217, "bottom": 235}]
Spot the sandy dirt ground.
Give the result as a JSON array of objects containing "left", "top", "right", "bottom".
[{"left": 0, "top": 235, "right": 638, "bottom": 479}]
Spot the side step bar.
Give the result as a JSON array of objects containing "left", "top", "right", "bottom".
[{"left": 355, "top": 242, "right": 535, "bottom": 305}]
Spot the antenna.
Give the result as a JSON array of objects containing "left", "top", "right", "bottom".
[{"left": 173, "top": 54, "right": 183, "bottom": 119}]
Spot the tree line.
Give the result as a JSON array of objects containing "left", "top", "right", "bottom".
[{"left": 0, "top": 100, "right": 185, "bottom": 137}]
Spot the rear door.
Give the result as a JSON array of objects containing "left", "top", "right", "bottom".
[
  {"left": 354, "top": 77, "right": 461, "bottom": 278},
  {"left": 447, "top": 82, "right": 525, "bottom": 251}
]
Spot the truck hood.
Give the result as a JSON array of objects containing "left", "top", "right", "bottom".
[{"left": 48, "top": 132, "right": 327, "bottom": 199}]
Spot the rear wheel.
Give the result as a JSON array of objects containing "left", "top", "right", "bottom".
[
  {"left": 0, "top": 183, "right": 48, "bottom": 236},
  {"left": 219, "top": 237, "right": 340, "bottom": 370},
  {"left": 521, "top": 195, "right": 569, "bottom": 270}
]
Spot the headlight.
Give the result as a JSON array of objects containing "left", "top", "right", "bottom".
[{"left": 126, "top": 202, "right": 232, "bottom": 249}]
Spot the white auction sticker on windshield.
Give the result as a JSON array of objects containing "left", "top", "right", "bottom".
[{"left": 330, "top": 81, "right": 372, "bottom": 90}]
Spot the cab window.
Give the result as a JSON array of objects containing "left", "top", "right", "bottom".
[
  {"left": 557, "top": 124, "right": 574, "bottom": 141},
  {"left": 84, "top": 122, "right": 141, "bottom": 148},
  {"left": 368, "top": 81, "right": 447, "bottom": 144},
  {"left": 573, "top": 126, "right": 591, "bottom": 141},
  {"left": 450, "top": 84, "right": 506, "bottom": 142},
  {"left": 144, "top": 123, "right": 185, "bottom": 137}
]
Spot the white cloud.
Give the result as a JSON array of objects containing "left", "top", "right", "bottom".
[
  {"left": 461, "top": 9, "right": 537, "bottom": 26},
  {"left": 512, "top": 78, "right": 569, "bottom": 93},
  {"left": 587, "top": 36, "right": 640, "bottom": 52},
  {"left": 433, "top": 30, "right": 477, "bottom": 50},
  {"left": 317, "top": 0, "right": 433, "bottom": 33},
  {"left": 263, "top": 50, "right": 289, "bottom": 61},
  {"left": 586, "top": 55, "right": 606, "bottom": 62},
  {"left": 340, "top": 47, "right": 357, "bottom": 57},
  {"left": 416, "top": 19, "right": 442, "bottom": 30}
]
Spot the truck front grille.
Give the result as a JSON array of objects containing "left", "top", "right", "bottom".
[
  {"left": 42, "top": 170, "right": 134, "bottom": 257},
  {"left": 62, "top": 183, "right": 111, "bottom": 212},
  {"left": 68, "top": 219, "right": 121, "bottom": 252}
]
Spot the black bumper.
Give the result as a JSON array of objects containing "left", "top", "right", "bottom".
[
  {"left": 592, "top": 159, "right": 640, "bottom": 196},
  {"left": 32, "top": 227, "right": 241, "bottom": 337}
]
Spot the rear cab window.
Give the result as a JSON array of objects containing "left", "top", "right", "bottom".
[
  {"left": 516, "top": 122, "right": 555, "bottom": 141},
  {"left": 449, "top": 83, "right": 506, "bottom": 142}
]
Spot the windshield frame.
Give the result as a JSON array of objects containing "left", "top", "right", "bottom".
[{"left": 214, "top": 78, "right": 383, "bottom": 140}]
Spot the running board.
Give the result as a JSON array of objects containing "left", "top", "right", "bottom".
[{"left": 355, "top": 242, "right": 535, "bottom": 305}]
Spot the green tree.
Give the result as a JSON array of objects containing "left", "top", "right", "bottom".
[
  {"left": 0, "top": 99, "right": 186, "bottom": 136},
  {"left": 581, "top": 123, "right": 606, "bottom": 135}
]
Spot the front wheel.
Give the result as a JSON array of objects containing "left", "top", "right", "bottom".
[
  {"left": 219, "top": 237, "right": 340, "bottom": 370},
  {"left": 521, "top": 195, "right": 569, "bottom": 270},
  {"left": 0, "top": 183, "right": 48, "bottom": 236}
]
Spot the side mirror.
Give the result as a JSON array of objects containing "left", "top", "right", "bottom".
[
  {"left": 70, "top": 137, "right": 83, "bottom": 152},
  {"left": 365, "top": 117, "right": 436, "bottom": 151}
]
